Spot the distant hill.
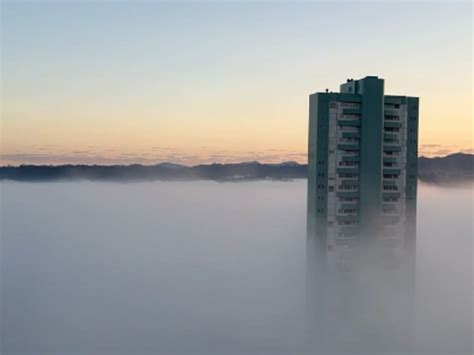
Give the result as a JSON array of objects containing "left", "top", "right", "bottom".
[
  {"left": 0, "top": 161, "right": 307, "bottom": 182},
  {"left": 418, "top": 153, "right": 473, "bottom": 185},
  {"left": 0, "top": 153, "right": 472, "bottom": 184}
]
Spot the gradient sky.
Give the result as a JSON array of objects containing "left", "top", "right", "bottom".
[{"left": 1, "top": 1, "right": 472, "bottom": 165}]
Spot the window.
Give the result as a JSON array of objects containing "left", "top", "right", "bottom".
[
  {"left": 341, "top": 149, "right": 359, "bottom": 154},
  {"left": 338, "top": 208, "right": 357, "bottom": 214},
  {"left": 342, "top": 114, "right": 359, "bottom": 120},
  {"left": 339, "top": 173, "right": 358, "bottom": 178},
  {"left": 383, "top": 205, "right": 397, "bottom": 212},
  {"left": 339, "top": 185, "right": 357, "bottom": 191},
  {"left": 340, "top": 138, "right": 359, "bottom": 144},
  {"left": 341, "top": 102, "right": 360, "bottom": 108},
  {"left": 339, "top": 161, "right": 358, "bottom": 167},
  {"left": 340, "top": 197, "right": 358, "bottom": 202},
  {"left": 337, "top": 221, "right": 358, "bottom": 226},
  {"left": 340, "top": 126, "right": 359, "bottom": 132}
]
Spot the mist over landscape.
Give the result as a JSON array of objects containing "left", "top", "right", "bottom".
[
  {"left": 1, "top": 153, "right": 473, "bottom": 185},
  {"left": 0, "top": 180, "right": 472, "bottom": 355},
  {"left": 1, "top": 1, "right": 472, "bottom": 354}
]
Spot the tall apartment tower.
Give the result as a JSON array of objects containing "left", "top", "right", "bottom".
[
  {"left": 307, "top": 76, "right": 418, "bottom": 271},
  {"left": 306, "top": 76, "right": 419, "bottom": 352}
]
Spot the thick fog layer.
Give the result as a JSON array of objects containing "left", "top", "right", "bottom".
[{"left": 0, "top": 181, "right": 472, "bottom": 354}]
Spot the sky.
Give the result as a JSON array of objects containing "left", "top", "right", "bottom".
[{"left": 1, "top": 1, "right": 472, "bottom": 165}]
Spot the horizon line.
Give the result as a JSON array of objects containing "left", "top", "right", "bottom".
[{"left": 0, "top": 152, "right": 471, "bottom": 168}]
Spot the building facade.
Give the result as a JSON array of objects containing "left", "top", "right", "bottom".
[
  {"left": 307, "top": 76, "right": 418, "bottom": 272},
  {"left": 306, "top": 76, "right": 419, "bottom": 352}
]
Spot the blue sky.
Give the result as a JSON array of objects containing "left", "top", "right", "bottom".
[{"left": 1, "top": 1, "right": 472, "bottom": 164}]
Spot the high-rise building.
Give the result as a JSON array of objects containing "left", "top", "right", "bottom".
[
  {"left": 306, "top": 76, "right": 419, "bottom": 353},
  {"left": 307, "top": 75, "right": 418, "bottom": 271}
]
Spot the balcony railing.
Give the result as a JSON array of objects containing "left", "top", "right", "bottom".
[{"left": 343, "top": 108, "right": 361, "bottom": 115}]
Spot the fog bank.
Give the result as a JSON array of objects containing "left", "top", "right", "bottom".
[{"left": 1, "top": 181, "right": 472, "bottom": 354}]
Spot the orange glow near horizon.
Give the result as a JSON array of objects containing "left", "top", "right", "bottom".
[
  {"left": 1, "top": 2, "right": 472, "bottom": 166},
  {"left": 2, "top": 81, "right": 472, "bottom": 166}
]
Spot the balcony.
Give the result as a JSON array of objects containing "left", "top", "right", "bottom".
[
  {"left": 383, "top": 168, "right": 401, "bottom": 175},
  {"left": 341, "top": 155, "right": 360, "bottom": 162},
  {"left": 381, "top": 215, "right": 401, "bottom": 225},
  {"left": 383, "top": 156, "right": 398, "bottom": 163},
  {"left": 384, "top": 145, "right": 401, "bottom": 153},
  {"left": 384, "top": 121, "right": 402, "bottom": 128},
  {"left": 336, "top": 215, "right": 359, "bottom": 222},
  {"left": 342, "top": 131, "right": 360, "bottom": 139},
  {"left": 383, "top": 181, "right": 397, "bottom": 188},
  {"left": 337, "top": 167, "right": 359, "bottom": 174},
  {"left": 382, "top": 203, "right": 397, "bottom": 213},
  {"left": 337, "top": 119, "right": 360, "bottom": 127},
  {"left": 342, "top": 107, "right": 361, "bottom": 115},
  {"left": 384, "top": 109, "right": 399, "bottom": 116},
  {"left": 337, "top": 191, "right": 359, "bottom": 198},
  {"left": 382, "top": 192, "right": 400, "bottom": 199},
  {"left": 340, "top": 203, "right": 359, "bottom": 210},
  {"left": 340, "top": 179, "right": 358, "bottom": 187},
  {"left": 338, "top": 143, "right": 360, "bottom": 151}
]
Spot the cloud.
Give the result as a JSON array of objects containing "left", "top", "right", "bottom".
[
  {"left": 419, "top": 144, "right": 462, "bottom": 157},
  {"left": 420, "top": 144, "right": 442, "bottom": 148},
  {"left": 431, "top": 149, "right": 453, "bottom": 156},
  {"left": 3, "top": 145, "right": 466, "bottom": 167},
  {"left": 0, "top": 150, "right": 308, "bottom": 166}
]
